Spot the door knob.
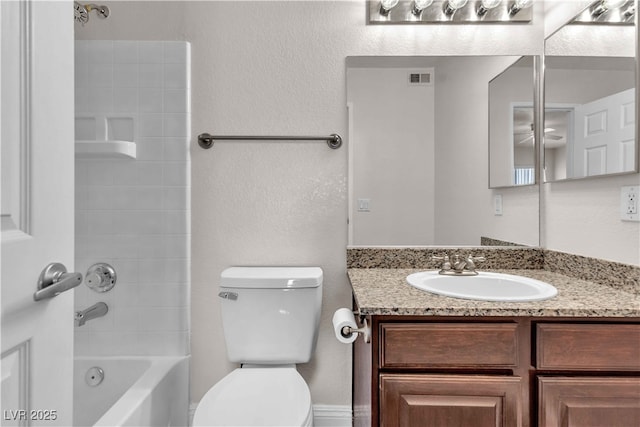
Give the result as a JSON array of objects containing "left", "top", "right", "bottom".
[{"left": 34, "top": 263, "right": 82, "bottom": 301}]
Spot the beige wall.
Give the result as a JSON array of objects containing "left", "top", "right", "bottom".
[{"left": 77, "top": 0, "right": 639, "bottom": 409}]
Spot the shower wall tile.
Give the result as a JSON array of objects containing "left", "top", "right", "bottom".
[
  {"left": 113, "top": 88, "right": 138, "bottom": 112},
  {"left": 113, "top": 64, "right": 139, "bottom": 88},
  {"left": 139, "top": 42, "right": 164, "bottom": 63},
  {"left": 87, "top": 40, "right": 114, "bottom": 64},
  {"left": 139, "top": 64, "right": 164, "bottom": 87},
  {"left": 74, "top": 41, "right": 190, "bottom": 357},
  {"left": 164, "top": 42, "right": 188, "bottom": 64},
  {"left": 137, "top": 138, "right": 165, "bottom": 161},
  {"left": 114, "top": 41, "right": 139, "bottom": 63}
]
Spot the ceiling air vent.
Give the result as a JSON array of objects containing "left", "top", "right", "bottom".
[{"left": 408, "top": 71, "right": 433, "bottom": 86}]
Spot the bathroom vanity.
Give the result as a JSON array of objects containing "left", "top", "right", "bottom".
[{"left": 347, "top": 250, "right": 640, "bottom": 427}]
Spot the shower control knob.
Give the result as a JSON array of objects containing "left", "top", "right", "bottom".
[{"left": 85, "top": 263, "right": 117, "bottom": 293}]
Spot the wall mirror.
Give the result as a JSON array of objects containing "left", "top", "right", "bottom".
[
  {"left": 544, "top": 6, "right": 637, "bottom": 182},
  {"left": 489, "top": 56, "right": 537, "bottom": 188},
  {"left": 347, "top": 56, "right": 539, "bottom": 247}
]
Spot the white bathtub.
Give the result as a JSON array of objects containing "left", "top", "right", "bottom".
[{"left": 74, "top": 356, "right": 189, "bottom": 427}]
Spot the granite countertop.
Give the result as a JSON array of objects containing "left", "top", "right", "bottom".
[{"left": 348, "top": 268, "right": 640, "bottom": 317}]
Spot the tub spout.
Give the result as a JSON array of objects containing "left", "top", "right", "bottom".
[{"left": 75, "top": 302, "right": 108, "bottom": 327}]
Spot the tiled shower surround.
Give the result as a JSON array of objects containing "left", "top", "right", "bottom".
[{"left": 74, "top": 41, "right": 190, "bottom": 356}]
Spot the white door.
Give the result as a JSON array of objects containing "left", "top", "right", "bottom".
[
  {"left": 1, "top": 1, "right": 76, "bottom": 426},
  {"left": 573, "top": 88, "right": 635, "bottom": 177}
]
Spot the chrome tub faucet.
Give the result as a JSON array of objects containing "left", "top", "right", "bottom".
[{"left": 75, "top": 302, "right": 108, "bottom": 326}]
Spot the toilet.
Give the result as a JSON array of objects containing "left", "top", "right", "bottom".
[{"left": 192, "top": 266, "right": 323, "bottom": 427}]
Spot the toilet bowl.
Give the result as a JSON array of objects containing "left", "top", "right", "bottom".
[
  {"left": 192, "top": 267, "right": 322, "bottom": 427},
  {"left": 193, "top": 366, "right": 313, "bottom": 427}
]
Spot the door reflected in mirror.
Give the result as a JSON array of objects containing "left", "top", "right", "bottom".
[{"left": 544, "top": 17, "right": 636, "bottom": 182}]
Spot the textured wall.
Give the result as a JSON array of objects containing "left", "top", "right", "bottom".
[
  {"left": 184, "top": 1, "right": 544, "bottom": 405},
  {"left": 71, "top": 0, "right": 640, "bottom": 409}
]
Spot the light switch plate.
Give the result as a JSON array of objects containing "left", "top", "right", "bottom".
[
  {"left": 494, "top": 195, "right": 503, "bottom": 216},
  {"left": 357, "top": 198, "right": 370, "bottom": 212}
]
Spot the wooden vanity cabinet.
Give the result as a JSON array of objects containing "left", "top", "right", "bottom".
[
  {"left": 536, "top": 323, "right": 640, "bottom": 427},
  {"left": 353, "top": 316, "right": 640, "bottom": 427}
]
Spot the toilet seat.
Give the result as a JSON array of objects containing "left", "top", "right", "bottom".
[{"left": 192, "top": 366, "right": 313, "bottom": 427}]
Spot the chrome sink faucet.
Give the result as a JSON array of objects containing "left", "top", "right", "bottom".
[
  {"left": 432, "top": 254, "right": 486, "bottom": 276},
  {"left": 75, "top": 302, "right": 108, "bottom": 326}
]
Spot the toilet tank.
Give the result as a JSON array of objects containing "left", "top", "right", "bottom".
[{"left": 219, "top": 267, "right": 323, "bottom": 364}]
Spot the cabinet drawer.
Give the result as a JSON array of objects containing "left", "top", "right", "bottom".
[
  {"left": 380, "top": 374, "right": 523, "bottom": 427},
  {"left": 537, "top": 323, "right": 640, "bottom": 371},
  {"left": 539, "top": 376, "right": 640, "bottom": 427},
  {"left": 380, "top": 323, "right": 519, "bottom": 369}
]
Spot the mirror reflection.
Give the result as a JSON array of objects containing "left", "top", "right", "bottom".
[
  {"left": 489, "top": 56, "right": 536, "bottom": 188},
  {"left": 544, "top": 17, "right": 636, "bottom": 182},
  {"left": 347, "top": 56, "right": 539, "bottom": 247}
]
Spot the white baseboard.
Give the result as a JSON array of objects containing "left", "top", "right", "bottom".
[
  {"left": 313, "top": 404, "right": 352, "bottom": 427},
  {"left": 188, "top": 402, "right": 352, "bottom": 427}
]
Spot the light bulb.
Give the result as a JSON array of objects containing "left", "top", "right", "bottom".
[
  {"left": 514, "top": 0, "right": 534, "bottom": 8},
  {"left": 380, "top": 0, "right": 400, "bottom": 15},
  {"left": 601, "top": 0, "right": 629, "bottom": 9},
  {"left": 477, "top": 0, "right": 502, "bottom": 16},
  {"left": 509, "top": 0, "right": 534, "bottom": 15},
  {"left": 412, "top": 0, "right": 434, "bottom": 15},
  {"left": 481, "top": 0, "right": 503, "bottom": 8},
  {"left": 444, "top": 0, "right": 469, "bottom": 15},
  {"left": 448, "top": 0, "right": 469, "bottom": 9}
]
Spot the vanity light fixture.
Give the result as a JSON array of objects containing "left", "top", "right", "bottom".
[
  {"left": 590, "top": 0, "right": 629, "bottom": 17},
  {"left": 508, "top": 0, "right": 534, "bottom": 16},
  {"left": 571, "top": 0, "right": 635, "bottom": 24},
  {"left": 380, "top": 0, "right": 400, "bottom": 15},
  {"left": 443, "top": 0, "right": 468, "bottom": 15},
  {"left": 477, "top": 0, "right": 502, "bottom": 17},
  {"left": 368, "top": 0, "right": 533, "bottom": 24},
  {"left": 412, "top": 0, "right": 434, "bottom": 16}
]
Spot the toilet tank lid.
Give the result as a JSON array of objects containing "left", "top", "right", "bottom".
[{"left": 220, "top": 267, "right": 323, "bottom": 289}]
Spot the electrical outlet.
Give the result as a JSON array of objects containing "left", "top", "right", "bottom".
[{"left": 621, "top": 186, "right": 639, "bottom": 222}]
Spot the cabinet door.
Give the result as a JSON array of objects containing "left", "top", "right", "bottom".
[
  {"left": 380, "top": 374, "right": 523, "bottom": 427},
  {"left": 539, "top": 377, "right": 640, "bottom": 427}
]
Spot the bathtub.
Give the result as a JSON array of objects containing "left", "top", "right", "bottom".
[{"left": 74, "top": 356, "right": 189, "bottom": 427}]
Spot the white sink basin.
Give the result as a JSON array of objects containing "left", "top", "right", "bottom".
[{"left": 406, "top": 271, "right": 557, "bottom": 302}]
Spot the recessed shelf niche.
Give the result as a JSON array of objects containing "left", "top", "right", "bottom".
[{"left": 75, "top": 115, "right": 136, "bottom": 159}]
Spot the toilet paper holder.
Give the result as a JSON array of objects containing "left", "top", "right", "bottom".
[{"left": 341, "top": 313, "right": 371, "bottom": 344}]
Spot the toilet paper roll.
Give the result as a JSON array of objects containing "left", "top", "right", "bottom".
[{"left": 332, "top": 308, "right": 358, "bottom": 344}]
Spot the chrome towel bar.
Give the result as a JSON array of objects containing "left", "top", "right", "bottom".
[{"left": 197, "top": 133, "right": 342, "bottom": 150}]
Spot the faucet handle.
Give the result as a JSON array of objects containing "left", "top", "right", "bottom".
[
  {"left": 465, "top": 255, "right": 485, "bottom": 270},
  {"left": 431, "top": 254, "right": 451, "bottom": 270}
]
